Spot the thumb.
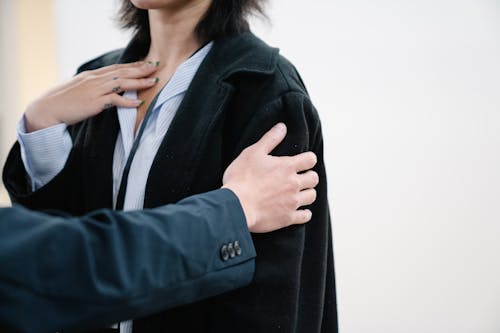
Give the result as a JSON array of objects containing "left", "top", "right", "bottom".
[{"left": 253, "top": 123, "right": 287, "bottom": 154}]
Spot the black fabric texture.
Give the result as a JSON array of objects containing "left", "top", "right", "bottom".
[{"left": 2, "top": 32, "right": 338, "bottom": 333}]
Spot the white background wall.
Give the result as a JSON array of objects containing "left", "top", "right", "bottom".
[{"left": 5, "top": 0, "right": 500, "bottom": 332}]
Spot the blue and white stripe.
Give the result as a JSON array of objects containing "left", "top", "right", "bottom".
[{"left": 113, "top": 42, "right": 212, "bottom": 211}]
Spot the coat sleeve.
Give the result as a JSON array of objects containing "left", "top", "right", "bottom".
[
  {"left": 1, "top": 52, "right": 111, "bottom": 214},
  {"left": 207, "top": 91, "right": 338, "bottom": 332},
  {"left": 0, "top": 189, "right": 256, "bottom": 333},
  {"left": 2, "top": 122, "right": 86, "bottom": 214}
]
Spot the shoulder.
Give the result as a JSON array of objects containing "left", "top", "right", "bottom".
[
  {"left": 275, "top": 55, "right": 310, "bottom": 96},
  {"left": 76, "top": 49, "right": 124, "bottom": 73},
  {"left": 215, "top": 35, "right": 321, "bottom": 151},
  {"left": 212, "top": 33, "right": 309, "bottom": 98},
  {"left": 216, "top": 33, "right": 317, "bottom": 119}
]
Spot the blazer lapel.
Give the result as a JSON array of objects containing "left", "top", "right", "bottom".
[
  {"left": 82, "top": 109, "right": 120, "bottom": 211},
  {"left": 143, "top": 33, "right": 279, "bottom": 208},
  {"left": 144, "top": 55, "right": 234, "bottom": 208}
]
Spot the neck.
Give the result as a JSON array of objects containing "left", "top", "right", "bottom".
[{"left": 145, "top": 1, "right": 211, "bottom": 72}]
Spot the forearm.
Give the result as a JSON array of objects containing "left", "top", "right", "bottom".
[{"left": 0, "top": 189, "right": 255, "bottom": 333}]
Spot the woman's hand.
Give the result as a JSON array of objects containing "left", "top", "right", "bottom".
[{"left": 24, "top": 61, "right": 160, "bottom": 132}]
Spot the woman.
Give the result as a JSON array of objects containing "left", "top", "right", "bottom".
[{"left": 3, "top": 0, "right": 336, "bottom": 332}]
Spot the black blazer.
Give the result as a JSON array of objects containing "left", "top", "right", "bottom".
[{"left": 3, "top": 32, "right": 337, "bottom": 333}]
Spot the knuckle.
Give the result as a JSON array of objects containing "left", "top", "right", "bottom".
[
  {"left": 125, "top": 62, "right": 139, "bottom": 68},
  {"left": 138, "top": 65, "right": 151, "bottom": 73},
  {"left": 307, "top": 152, "right": 318, "bottom": 164},
  {"left": 86, "top": 76, "right": 98, "bottom": 84},
  {"left": 99, "top": 97, "right": 114, "bottom": 110},
  {"left": 304, "top": 210, "right": 312, "bottom": 222},
  {"left": 107, "top": 94, "right": 118, "bottom": 103},
  {"left": 77, "top": 70, "right": 90, "bottom": 78},
  {"left": 109, "top": 64, "right": 120, "bottom": 71},
  {"left": 242, "top": 146, "right": 255, "bottom": 157},
  {"left": 269, "top": 133, "right": 280, "bottom": 144},
  {"left": 285, "top": 159, "right": 295, "bottom": 172},
  {"left": 114, "top": 68, "right": 126, "bottom": 78},
  {"left": 117, "top": 67, "right": 133, "bottom": 78},
  {"left": 311, "top": 171, "right": 319, "bottom": 185},
  {"left": 311, "top": 189, "right": 317, "bottom": 202},
  {"left": 300, "top": 211, "right": 307, "bottom": 223},
  {"left": 81, "top": 73, "right": 95, "bottom": 81},
  {"left": 109, "top": 78, "right": 122, "bottom": 88}
]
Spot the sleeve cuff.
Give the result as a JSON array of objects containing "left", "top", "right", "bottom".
[
  {"left": 206, "top": 188, "right": 257, "bottom": 269},
  {"left": 17, "top": 116, "right": 72, "bottom": 191},
  {"left": 176, "top": 188, "right": 257, "bottom": 269}
]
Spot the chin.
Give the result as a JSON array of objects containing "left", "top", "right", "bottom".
[{"left": 131, "top": 0, "right": 188, "bottom": 10}]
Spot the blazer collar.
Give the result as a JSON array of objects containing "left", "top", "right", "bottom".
[
  {"left": 118, "top": 31, "right": 280, "bottom": 81},
  {"left": 209, "top": 32, "right": 280, "bottom": 79}
]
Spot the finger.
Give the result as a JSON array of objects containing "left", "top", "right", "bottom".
[
  {"left": 100, "top": 94, "right": 144, "bottom": 110},
  {"left": 289, "top": 151, "right": 317, "bottom": 172},
  {"left": 75, "top": 62, "right": 146, "bottom": 83},
  {"left": 297, "top": 170, "right": 319, "bottom": 190},
  {"left": 101, "top": 77, "right": 159, "bottom": 95},
  {"left": 48, "top": 62, "right": 154, "bottom": 99},
  {"left": 296, "top": 188, "right": 317, "bottom": 208},
  {"left": 101, "top": 62, "right": 159, "bottom": 81},
  {"left": 89, "top": 61, "right": 146, "bottom": 76},
  {"left": 291, "top": 209, "right": 312, "bottom": 225},
  {"left": 252, "top": 123, "right": 287, "bottom": 154}
]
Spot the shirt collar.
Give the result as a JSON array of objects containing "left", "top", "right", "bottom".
[
  {"left": 152, "top": 41, "right": 213, "bottom": 112},
  {"left": 116, "top": 42, "right": 213, "bottom": 142}
]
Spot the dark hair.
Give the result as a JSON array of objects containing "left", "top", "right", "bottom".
[{"left": 118, "top": 0, "right": 266, "bottom": 44}]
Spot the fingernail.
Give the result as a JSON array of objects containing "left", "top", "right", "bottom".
[
  {"left": 276, "top": 123, "right": 286, "bottom": 132},
  {"left": 136, "top": 100, "right": 144, "bottom": 106},
  {"left": 146, "top": 60, "right": 153, "bottom": 66},
  {"left": 151, "top": 77, "right": 159, "bottom": 84},
  {"left": 154, "top": 61, "right": 160, "bottom": 67}
]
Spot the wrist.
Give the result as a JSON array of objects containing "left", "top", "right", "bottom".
[
  {"left": 222, "top": 185, "right": 257, "bottom": 231},
  {"left": 24, "top": 100, "right": 62, "bottom": 132}
]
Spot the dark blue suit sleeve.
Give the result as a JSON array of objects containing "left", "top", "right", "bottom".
[{"left": 0, "top": 189, "right": 255, "bottom": 333}]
